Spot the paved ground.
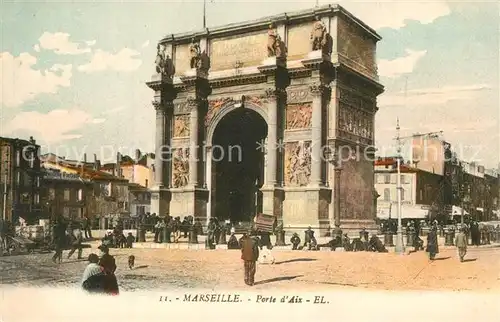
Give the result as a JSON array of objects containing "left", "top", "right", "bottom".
[{"left": 1, "top": 245, "right": 499, "bottom": 292}]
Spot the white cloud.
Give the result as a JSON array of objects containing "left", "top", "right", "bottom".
[
  {"left": 33, "top": 44, "right": 40, "bottom": 52},
  {"left": 86, "top": 40, "right": 97, "bottom": 46},
  {"left": 341, "top": 0, "right": 451, "bottom": 30},
  {"left": 78, "top": 48, "right": 142, "bottom": 73},
  {"left": 4, "top": 109, "right": 106, "bottom": 143},
  {"left": 141, "top": 40, "right": 150, "bottom": 48},
  {"left": 0, "top": 52, "right": 72, "bottom": 108},
  {"left": 378, "top": 49, "right": 427, "bottom": 79},
  {"left": 103, "top": 106, "right": 126, "bottom": 115},
  {"left": 38, "top": 32, "right": 93, "bottom": 55},
  {"left": 379, "top": 84, "right": 493, "bottom": 107}
]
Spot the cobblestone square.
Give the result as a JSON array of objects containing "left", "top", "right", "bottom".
[{"left": 1, "top": 245, "right": 499, "bottom": 292}]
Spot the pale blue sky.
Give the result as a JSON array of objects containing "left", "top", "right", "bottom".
[{"left": 0, "top": 0, "right": 498, "bottom": 168}]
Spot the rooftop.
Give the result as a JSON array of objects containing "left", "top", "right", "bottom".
[{"left": 160, "top": 4, "right": 381, "bottom": 44}]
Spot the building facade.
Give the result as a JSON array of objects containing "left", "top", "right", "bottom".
[
  {"left": 0, "top": 136, "right": 43, "bottom": 224},
  {"left": 375, "top": 157, "right": 445, "bottom": 221},
  {"left": 146, "top": 4, "right": 384, "bottom": 235},
  {"left": 41, "top": 167, "right": 93, "bottom": 221},
  {"left": 42, "top": 160, "right": 130, "bottom": 227}
]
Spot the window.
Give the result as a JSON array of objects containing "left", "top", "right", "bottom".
[
  {"left": 77, "top": 189, "right": 83, "bottom": 201},
  {"left": 63, "top": 189, "right": 70, "bottom": 201},
  {"left": 34, "top": 193, "right": 40, "bottom": 204},
  {"left": 136, "top": 205, "right": 145, "bottom": 216},
  {"left": 376, "top": 174, "right": 384, "bottom": 184},
  {"left": 401, "top": 189, "right": 405, "bottom": 201},
  {"left": 400, "top": 175, "right": 406, "bottom": 184},
  {"left": 145, "top": 179, "right": 149, "bottom": 188},
  {"left": 63, "top": 207, "right": 70, "bottom": 218},
  {"left": 419, "top": 189, "right": 423, "bottom": 201},
  {"left": 384, "top": 175, "right": 390, "bottom": 184},
  {"left": 16, "top": 151, "right": 21, "bottom": 166},
  {"left": 383, "top": 188, "right": 390, "bottom": 201},
  {"left": 16, "top": 171, "right": 20, "bottom": 184},
  {"left": 124, "top": 202, "right": 128, "bottom": 210},
  {"left": 48, "top": 188, "right": 55, "bottom": 200}
]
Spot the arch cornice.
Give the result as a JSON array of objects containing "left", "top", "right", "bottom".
[{"left": 206, "top": 101, "right": 268, "bottom": 145}]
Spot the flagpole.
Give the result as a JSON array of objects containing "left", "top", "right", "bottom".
[{"left": 203, "top": 0, "right": 207, "bottom": 29}]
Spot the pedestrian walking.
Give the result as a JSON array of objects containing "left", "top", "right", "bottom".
[
  {"left": 52, "top": 220, "right": 67, "bottom": 263},
  {"left": 82, "top": 216, "right": 92, "bottom": 239},
  {"left": 68, "top": 227, "right": 84, "bottom": 259},
  {"left": 240, "top": 230, "right": 259, "bottom": 286},
  {"left": 455, "top": 227, "right": 468, "bottom": 262},
  {"left": 426, "top": 225, "right": 439, "bottom": 260}
]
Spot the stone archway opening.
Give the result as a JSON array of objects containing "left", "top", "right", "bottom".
[{"left": 211, "top": 107, "right": 268, "bottom": 224}]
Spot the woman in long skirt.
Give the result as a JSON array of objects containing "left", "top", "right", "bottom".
[{"left": 426, "top": 226, "right": 439, "bottom": 260}]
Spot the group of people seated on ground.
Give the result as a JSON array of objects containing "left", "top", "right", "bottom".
[
  {"left": 81, "top": 244, "right": 119, "bottom": 295},
  {"left": 287, "top": 226, "right": 389, "bottom": 253},
  {"left": 101, "top": 229, "right": 135, "bottom": 249}
]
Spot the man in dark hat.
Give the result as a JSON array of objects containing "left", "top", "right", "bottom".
[
  {"left": 240, "top": 230, "right": 259, "bottom": 286},
  {"left": 67, "top": 226, "right": 84, "bottom": 259},
  {"left": 52, "top": 219, "right": 67, "bottom": 263},
  {"left": 290, "top": 233, "right": 301, "bottom": 250},
  {"left": 455, "top": 226, "right": 468, "bottom": 262}
]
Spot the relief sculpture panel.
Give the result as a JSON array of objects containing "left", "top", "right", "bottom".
[
  {"left": 337, "top": 18, "right": 376, "bottom": 78},
  {"left": 284, "top": 141, "right": 311, "bottom": 186},
  {"left": 285, "top": 103, "right": 312, "bottom": 130},
  {"left": 210, "top": 31, "right": 268, "bottom": 71},
  {"left": 338, "top": 102, "right": 373, "bottom": 140},
  {"left": 172, "top": 148, "right": 189, "bottom": 188},
  {"left": 173, "top": 115, "right": 190, "bottom": 138},
  {"left": 205, "top": 97, "right": 234, "bottom": 126}
]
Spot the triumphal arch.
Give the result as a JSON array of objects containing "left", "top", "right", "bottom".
[{"left": 146, "top": 4, "right": 384, "bottom": 235}]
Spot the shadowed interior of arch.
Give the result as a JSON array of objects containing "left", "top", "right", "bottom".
[{"left": 211, "top": 107, "right": 268, "bottom": 223}]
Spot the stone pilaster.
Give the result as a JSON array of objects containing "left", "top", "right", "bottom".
[
  {"left": 151, "top": 100, "right": 172, "bottom": 217},
  {"left": 153, "top": 101, "right": 167, "bottom": 187},
  {"left": 187, "top": 97, "right": 199, "bottom": 188},
  {"left": 264, "top": 88, "right": 279, "bottom": 188},
  {"left": 309, "top": 83, "right": 326, "bottom": 187}
]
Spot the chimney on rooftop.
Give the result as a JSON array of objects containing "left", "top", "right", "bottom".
[
  {"left": 81, "top": 153, "right": 87, "bottom": 176},
  {"left": 135, "top": 149, "right": 141, "bottom": 164},
  {"left": 116, "top": 152, "right": 122, "bottom": 178},
  {"left": 29, "top": 136, "right": 35, "bottom": 145}
]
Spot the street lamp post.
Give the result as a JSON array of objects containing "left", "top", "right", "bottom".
[
  {"left": 395, "top": 119, "right": 405, "bottom": 254},
  {"left": 2, "top": 161, "right": 8, "bottom": 222},
  {"left": 324, "top": 147, "right": 343, "bottom": 227}
]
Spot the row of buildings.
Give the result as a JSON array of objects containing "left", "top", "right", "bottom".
[
  {"left": 1, "top": 134, "right": 499, "bottom": 228},
  {"left": 374, "top": 135, "right": 500, "bottom": 224},
  {"left": 0, "top": 136, "right": 154, "bottom": 229}
]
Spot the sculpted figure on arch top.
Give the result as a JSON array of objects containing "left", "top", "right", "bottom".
[
  {"left": 310, "top": 17, "right": 332, "bottom": 56},
  {"left": 155, "top": 43, "right": 175, "bottom": 78},
  {"left": 267, "top": 24, "right": 287, "bottom": 59}
]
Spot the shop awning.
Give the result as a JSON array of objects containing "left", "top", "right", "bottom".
[
  {"left": 451, "top": 205, "right": 469, "bottom": 216},
  {"left": 377, "top": 205, "right": 428, "bottom": 219},
  {"left": 400, "top": 206, "right": 429, "bottom": 219},
  {"left": 376, "top": 206, "right": 391, "bottom": 220}
]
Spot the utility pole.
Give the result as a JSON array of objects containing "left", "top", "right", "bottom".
[
  {"left": 395, "top": 118, "right": 405, "bottom": 254},
  {"left": 203, "top": 0, "right": 214, "bottom": 29}
]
